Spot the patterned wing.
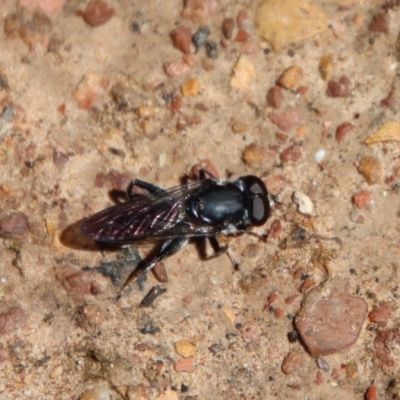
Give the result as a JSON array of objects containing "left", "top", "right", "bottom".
[{"left": 80, "top": 180, "right": 218, "bottom": 243}]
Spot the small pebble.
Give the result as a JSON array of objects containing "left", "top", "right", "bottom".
[
  {"left": 336, "top": 122, "right": 355, "bottom": 143},
  {"left": 230, "top": 55, "right": 255, "bottom": 90},
  {"left": 174, "top": 357, "right": 195, "bottom": 372},
  {"left": 352, "top": 190, "right": 372, "bottom": 209},
  {"left": 234, "top": 28, "right": 250, "bottom": 42},
  {"left": 326, "top": 76, "right": 351, "bottom": 98},
  {"left": 83, "top": 0, "right": 115, "bottom": 27},
  {"left": 316, "top": 357, "right": 330, "bottom": 372},
  {"left": 243, "top": 143, "right": 264, "bottom": 165},
  {"left": 221, "top": 17, "right": 235, "bottom": 39},
  {"left": 368, "top": 301, "right": 392, "bottom": 323},
  {"left": 277, "top": 65, "right": 303, "bottom": 89},
  {"left": 241, "top": 243, "right": 262, "bottom": 259},
  {"left": 365, "top": 385, "right": 378, "bottom": 400},
  {"left": 164, "top": 61, "right": 190, "bottom": 77},
  {"left": 319, "top": 56, "right": 332, "bottom": 81},
  {"left": 73, "top": 73, "right": 110, "bottom": 110},
  {"left": 358, "top": 156, "right": 383, "bottom": 185},
  {"left": 269, "top": 109, "right": 301, "bottom": 132},
  {"left": 181, "top": 77, "right": 200, "bottom": 96},
  {"left": 170, "top": 25, "right": 194, "bottom": 55},
  {"left": 174, "top": 340, "right": 196, "bottom": 358},
  {"left": 280, "top": 145, "right": 301, "bottom": 163},
  {"left": 281, "top": 350, "right": 303, "bottom": 374},
  {"left": 267, "top": 85, "right": 283, "bottom": 108},
  {"left": 315, "top": 149, "right": 326, "bottom": 163},
  {"left": 296, "top": 284, "right": 367, "bottom": 356},
  {"left": 205, "top": 41, "right": 219, "bottom": 59},
  {"left": 192, "top": 26, "right": 210, "bottom": 48}
]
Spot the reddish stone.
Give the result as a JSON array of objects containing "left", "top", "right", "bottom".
[
  {"left": 269, "top": 109, "right": 301, "bottom": 131},
  {"left": 280, "top": 145, "right": 302, "bottom": 163},
  {"left": 83, "top": 0, "right": 115, "bottom": 27},
  {"left": 170, "top": 26, "right": 193, "bottom": 55},
  {"left": 336, "top": 121, "right": 355, "bottom": 142},
  {"left": 352, "top": 190, "right": 372, "bottom": 209},
  {"left": 275, "top": 308, "right": 285, "bottom": 319},
  {"left": 221, "top": 17, "right": 234, "bottom": 39},
  {"left": 315, "top": 370, "right": 324, "bottom": 385},
  {"left": 368, "top": 301, "right": 392, "bottom": 323},
  {"left": 365, "top": 385, "right": 378, "bottom": 400},
  {"left": 369, "top": 13, "right": 389, "bottom": 32},
  {"left": 267, "top": 85, "right": 283, "bottom": 109},
  {"left": 234, "top": 28, "right": 250, "bottom": 42},
  {"left": 326, "top": 76, "right": 351, "bottom": 98}
]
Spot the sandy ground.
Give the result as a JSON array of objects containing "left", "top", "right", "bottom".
[{"left": 0, "top": 0, "right": 400, "bottom": 399}]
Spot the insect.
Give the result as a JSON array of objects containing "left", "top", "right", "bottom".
[{"left": 80, "top": 169, "right": 271, "bottom": 287}]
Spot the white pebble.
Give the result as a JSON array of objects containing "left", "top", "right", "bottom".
[
  {"left": 292, "top": 191, "right": 314, "bottom": 215},
  {"left": 315, "top": 149, "right": 326, "bottom": 163}
]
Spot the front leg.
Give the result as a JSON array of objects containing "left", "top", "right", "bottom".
[{"left": 207, "top": 236, "right": 239, "bottom": 270}]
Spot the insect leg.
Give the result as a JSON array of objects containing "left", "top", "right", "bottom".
[
  {"left": 208, "top": 235, "right": 225, "bottom": 256},
  {"left": 208, "top": 236, "right": 239, "bottom": 269},
  {"left": 198, "top": 168, "right": 218, "bottom": 181},
  {"left": 121, "top": 238, "right": 188, "bottom": 290},
  {"left": 127, "top": 179, "right": 167, "bottom": 199}
]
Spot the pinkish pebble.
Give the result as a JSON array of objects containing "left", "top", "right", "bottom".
[
  {"left": 269, "top": 109, "right": 301, "bottom": 131},
  {"left": 83, "top": 0, "right": 115, "bottom": 27},
  {"left": 174, "top": 357, "right": 195, "bottom": 372},
  {"left": 164, "top": 60, "right": 191, "bottom": 77},
  {"left": 352, "top": 190, "right": 372, "bottom": 209},
  {"left": 182, "top": 0, "right": 221, "bottom": 22}
]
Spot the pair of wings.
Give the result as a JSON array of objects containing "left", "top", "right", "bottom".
[{"left": 80, "top": 180, "right": 220, "bottom": 243}]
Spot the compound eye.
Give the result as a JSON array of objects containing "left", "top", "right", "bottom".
[{"left": 242, "top": 176, "right": 271, "bottom": 226}]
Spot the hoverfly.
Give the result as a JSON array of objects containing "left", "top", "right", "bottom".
[{"left": 80, "top": 169, "right": 271, "bottom": 287}]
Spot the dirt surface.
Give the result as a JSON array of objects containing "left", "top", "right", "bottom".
[{"left": 1, "top": 0, "right": 400, "bottom": 399}]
